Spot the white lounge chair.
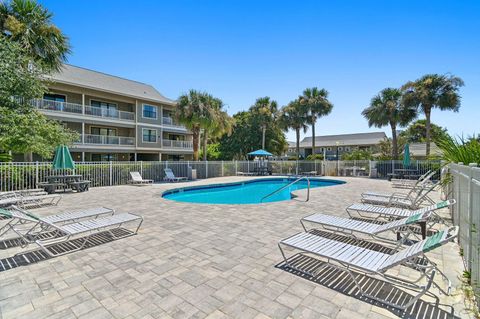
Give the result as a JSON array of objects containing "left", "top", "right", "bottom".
[
  {"left": 0, "top": 207, "right": 143, "bottom": 257},
  {"left": 0, "top": 206, "right": 115, "bottom": 244},
  {"left": 360, "top": 182, "right": 438, "bottom": 209},
  {"left": 346, "top": 200, "right": 455, "bottom": 226},
  {"left": 301, "top": 210, "right": 433, "bottom": 244},
  {"left": 128, "top": 172, "right": 153, "bottom": 185},
  {"left": 278, "top": 226, "right": 458, "bottom": 310},
  {"left": 164, "top": 168, "right": 187, "bottom": 182},
  {"left": 0, "top": 192, "right": 61, "bottom": 208},
  {"left": 391, "top": 170, "right": 436, "bottom": 189}
]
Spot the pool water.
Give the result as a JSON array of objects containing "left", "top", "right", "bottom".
[{"left": 162, "top": 178, "right": 345, "bottom": 204}]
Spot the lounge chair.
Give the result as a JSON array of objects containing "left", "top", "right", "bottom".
[
  {"left": 0, "top": 192, "right": 61, "bottom": 208},
  {"left": 360, "top": 182, "right": 438, "bottom": 209},
  {"left": 278, "top": 226, "right": 458, "bottom": 310},
  {"left": 391, "top": 170, "right": 436, "bottom": 189},
  {"left": 300, "top": 210, "right": 433, "bottom": 244},
  {"left": 346, "top": 199, "right": 455, "bottom": 226},
  {"left": 128, "top": 171, "right": 153, "bottom": 185},
  {"left": 0, "top": 207, "right": 142, "bottom": 257},
  {"left": 0, "top": 206, "right": 115, "bottom": 243},
  {"left": 164, "top": 168, "right": 188, "bottom": 182}
]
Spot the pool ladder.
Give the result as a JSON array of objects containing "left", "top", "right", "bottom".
[{"left": 260, "top": 176, "right": 310, "bottom": 203}]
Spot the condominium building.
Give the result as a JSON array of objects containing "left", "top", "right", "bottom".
[
  {"left": 287, "top": 132, "right": 387, "bottom": 159},
  {"left": 31, "top": 64, "right": 193, "bottom": 161}
]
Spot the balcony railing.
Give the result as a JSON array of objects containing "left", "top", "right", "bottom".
[
  {"left": 82, "top": 134, "right": 135, "bottom": 146},
  {"left": 32, "top": 99, "right": 135, "bottom": 121},
  {"left": 32, "top": 98, "right": 83, "bottom": 114},
  {"left": 85, "top": 105, "right": 135, "bottom": 121},
  {"left": 162, "top": 116, "right": 186, "bottom": 129},
  {"left": 162, "top": 140, "right": 193, "bottom": 149}
]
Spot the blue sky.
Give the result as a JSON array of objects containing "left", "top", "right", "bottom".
[{"left": 41, "top": 0, "right": 479, "bottom": 141}]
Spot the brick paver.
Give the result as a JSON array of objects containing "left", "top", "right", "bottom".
[{"left": 0, "top": 177, "right": 473, "bottom": 318}]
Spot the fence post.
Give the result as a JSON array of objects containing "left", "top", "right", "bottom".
[
  {"left": 391, "top": 160, "right": 395, "bottom": 176},
  {"left": 247, "top": 161, "right": 249, "bottom": 173},
  {"left": 221, "top": 161, "right": 224, "bottom": 177},
  {"left": 109, "top": 161, "right": 113, "bottom": 186},
  {"left": 235, "top": 160, "right": 238, "bottom": 175},
  {"left": 35, "top": 161, "right": 39, "bottom": 188},
  {"left": 206, "top": 161, "right": 208, "bottom": 179},
  {"left": 140, "top": 161, "right": 143, "bottom": 175}
]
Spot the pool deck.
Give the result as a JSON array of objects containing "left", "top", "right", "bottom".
[{"left": 0, "top": 176, "right": 474, "bottom": 319}]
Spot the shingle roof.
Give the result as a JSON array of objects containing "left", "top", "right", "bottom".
[
  {"left": 299, "top": 132, "right": 387, "bottom": 147},
  {"left": 48, "top": 64, "right": 175, "bottom": 105}
]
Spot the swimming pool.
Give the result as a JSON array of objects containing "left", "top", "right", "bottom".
[{"left": 162, "top": 177, "right": 345, "bottom": 204}]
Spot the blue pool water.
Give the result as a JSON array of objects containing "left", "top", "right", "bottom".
[{"left": 162, "top": 178, "right": 345, "bottom": 204}]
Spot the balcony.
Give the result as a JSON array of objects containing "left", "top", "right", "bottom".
[
  {"left": 162, "top": 140, "right": 193, "bottom": 150},
  {"left": 33, "top": 99, "right": 135, "bottom": 122},
  {"left": 81, "top": 134, "right": 135, "bottom": 146},
  {"left": 162, "top": 116, "right": 186, "bottom": 129}
]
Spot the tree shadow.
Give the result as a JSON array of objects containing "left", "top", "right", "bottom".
[{"left": 0, "top": 228, "right": 133, "bottom": 272}]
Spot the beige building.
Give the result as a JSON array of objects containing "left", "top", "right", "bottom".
[{"left": 31, "top": 64, "right": 193, "bottom": 161}]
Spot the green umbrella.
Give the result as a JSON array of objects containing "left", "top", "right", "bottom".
[
  {"left": 52, "top": 145, "right": 75, "bottom": 170},
  {"left": 403, "top": 143, "right": 411, "bottom": 167}
]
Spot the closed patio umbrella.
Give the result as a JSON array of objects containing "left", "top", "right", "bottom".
[
  {"left": 52, "top": 145, "right": 76, "bottom": 170},
  {"left": 403, "top": 143, "right": 411, "bottom": 167}
]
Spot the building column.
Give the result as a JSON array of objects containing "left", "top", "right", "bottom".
[
  {"left": 81, "top": 152, "right": 85, "bottom": 162},
  {"left": 81, "top": 122, "right": 85, "bottom": 143},
  {"left": 134, "top": 152, "right": 137, "bottom": 162},
  {"left": 82, "top": 94, "right": 85, "bottom": 114},
  {"left": 158, "top": 152, "right": 162, "bottom": 161}
]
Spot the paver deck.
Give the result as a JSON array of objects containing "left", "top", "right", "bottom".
[{"left": 0, "top": 177, "right": 473, "bottom": 318}]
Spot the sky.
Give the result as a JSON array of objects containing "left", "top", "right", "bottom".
[{"left": 40, "top": 0, "right": 480, "bottom": 142}]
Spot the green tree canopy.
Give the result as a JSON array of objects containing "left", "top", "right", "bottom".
[
  {"left": 249, "top": 97, "right": 278, "bottom": 150},
  {"left": 399, "top": 119, "right": 448, "bottom": 143},
  {"left": 217, "top": 110, "right": 287, "bottom": 160},
  {"left": 0, "top": 0, "right": 71, "bottom": 71},
  {"left": 402, "top": 74, "right": 464, "bottom": 156},
  {"left": 278, "top": 99, "right": 308, "bottom": 159},
  {"left": 0, "top": 35, "right": 77, "bottom": 159},
  {"left": 361, "top": 88, "right": 416, "bottom": 159}
]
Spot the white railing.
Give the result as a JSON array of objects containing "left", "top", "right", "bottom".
[
  {"left": 84, "top": 105, "right": 135, "bottom": 121},
  {"left": 32, "top": 99, "right": 135, "bottom": 121},
  {"left": 446, "top": 163, "right": 480, "bottom": 304},
  {"left": 82, "top": 134, "right": 135, "bottom": 146},
  {"left": 162, "top": 140, "right": 193, "bottom": 149},
  {"left": 0, "top": 160, "right": 443, "bottom": 192},
  {"left": 162, "top": 116, "right": 186, "bottom": 129},
  {"left": 32, "top": 98, "right": 83, "bottom": 114}
]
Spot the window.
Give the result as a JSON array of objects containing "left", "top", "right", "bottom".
[
  {"left": 338, "top": 147, "right": 343, "bottom": 151},
  {"left": 43, "top": 93, "right": 66, "bottom": 102},
  {"left": 91, "top": 100, "right": 117, "bottom": 117},
  {"left": 142, "top": 129, "right": 157, "bottom": 143},
  {"left": 345, "top": 147, "right": 351, "bottom": 152},
  {"left": 327, "top": 147, "right": 332, "bottom": 151},
  {"left": 90, "top": 127, "right": 117, "bottom": 136},
  {"left": 143, "top": 104, "right": 157, "bottom": 119},
  {"left": 91, "top": 154, "right": 117, "bottom": 161}
]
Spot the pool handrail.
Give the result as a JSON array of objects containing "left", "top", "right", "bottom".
[{"left": 260, "top": 176, "right": 310, "bottom": 203}]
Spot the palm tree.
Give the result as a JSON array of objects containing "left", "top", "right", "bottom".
[
  {"left": 201, "top": 96, "right": 233, "bottom": 161},
  {"left": 402, "top": 74, "right": 464, "bottom": 156},
  {"left": 250, "top": 97, "right": 278, "bottom": 149},
  {"left": 279, "top": 100, "right": 308, "bottom": 159},
  {"left": 299, "top": 87, "right": 333, "bottom": 156},
  {"left": 0, "top": 0, "right": 71, "bottom": 71},
  {"left": 176, "top": 90, "right": 214, "bottom": 161},
  {"left": 362, "top": 88, "right": 417, "bottom": 159}
]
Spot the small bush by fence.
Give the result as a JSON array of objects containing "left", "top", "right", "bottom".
[
  {"left": 446, "top": 163, "right": 480, "bottom": 305},
  {"left": 0, "top": 159, "right": 441, "bottom": 191}
]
